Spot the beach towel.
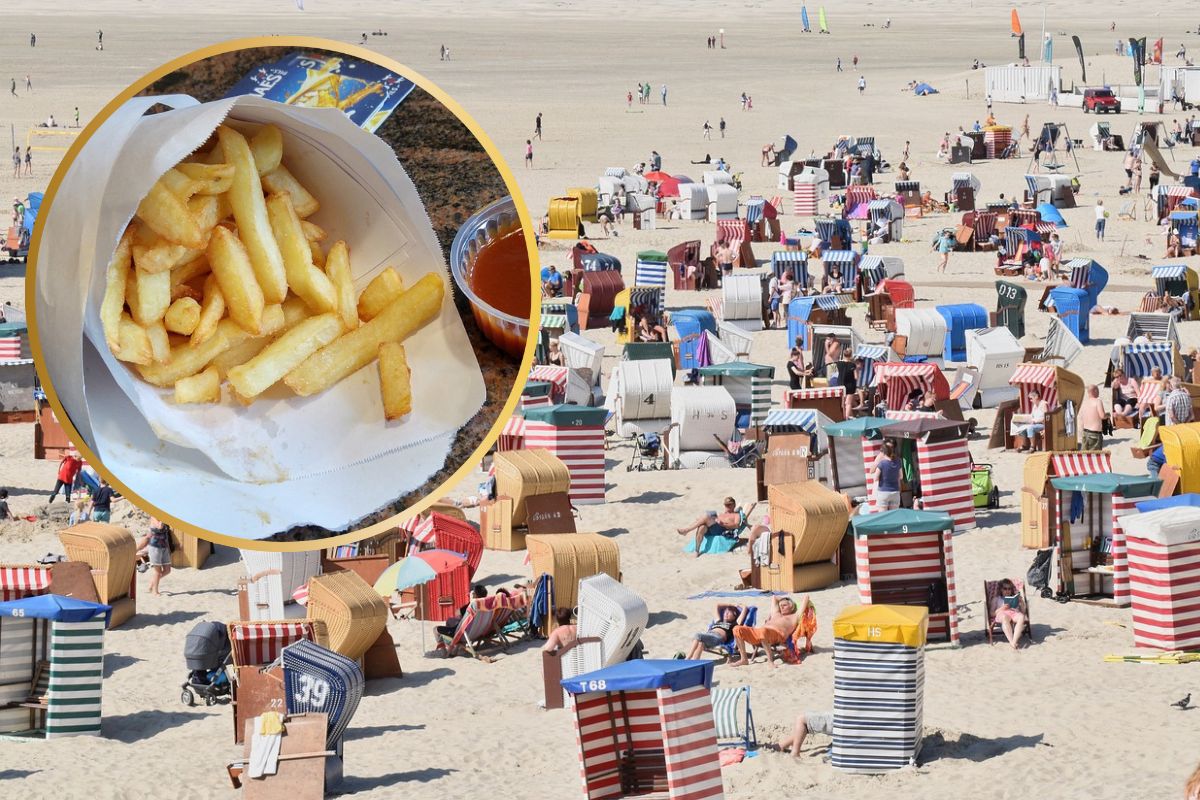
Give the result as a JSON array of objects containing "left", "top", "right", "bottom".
[
  {"left": 687, "top": 589, "right": 790, "bottom": 600},
  {"left": 684, "top": 525, "right": 743, "bottom": 554}
]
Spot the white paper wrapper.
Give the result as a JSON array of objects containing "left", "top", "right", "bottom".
[{"left": 36, "top": 94, "right": 485, "bottom": 537}]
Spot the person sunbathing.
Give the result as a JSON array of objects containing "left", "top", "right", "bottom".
[
  {"left": 676, "top": 496, "right": 756, "bottom": 557},
  {"left": 542, "top": 608, "right": 578, "bottom": 653},
  {"left": 684, "top": 604, "right": 749, "bottom": 659},
  {"left": 1111, "top": 367, "right": 1140, "bottom": 420},
  {"left": 731, "top": 595, "right": 800, "bottom": 668}
]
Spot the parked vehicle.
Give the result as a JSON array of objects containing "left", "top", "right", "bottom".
[{"left": 1083, "top": 88, "right": 1121, "bottom": 114}]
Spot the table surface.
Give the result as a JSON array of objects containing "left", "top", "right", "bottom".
[{"left": 138, "top": 47, "right": 522, "bottom": 540}]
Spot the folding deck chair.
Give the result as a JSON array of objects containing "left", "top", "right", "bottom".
[
  {"left": 437, "top": 596, "right": 527, "bottom": 660},
  {"left": 2, "top": 659, "right": 51, "bottom": 731},
  {"left": 711, "top": 685, "right": 758, "bottom": 750},
  {"left": 983, "top": 579, "right": 1034, "bottom": 645},
  {"left": 702, "top": 607, "right": 757, "bottom": 660}
]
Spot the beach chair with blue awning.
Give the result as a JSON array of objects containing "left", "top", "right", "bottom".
[
  {"left": 1118, "top": 342, "right": 1180, "bottom": 379},
  {"left": 771, "top": 250, "right": 809, "bottom": 287},
  {"left": 0, "top": 594, "right": 110, "bottom": 739},
  {"left": 1151, "top": 263, "right": 1199, "bottom": 319}
]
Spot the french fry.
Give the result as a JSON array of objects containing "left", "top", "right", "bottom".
[
  {"left": 174, "top": 365, "right": 221, "bottom": 404},
  {"left": 136, "top": 173, "right": 205, "bottom": 248},
  {"left": 309, "top": 239, "right": 325, "bottom": 269},
  {"left": 175, "top": 162, "right": 235, "bottom": 195},
  {"left": 191, "top": 275, "right": 225, "bottom": 345},
  {"left": 158, "top": 167, "right": 204, "bottom": 202},
  {"left": 217, "top": 125, "right": 288, "bottom": 303},
  {"left": 261, "top": 164, "right": 319, "bottom": 217},
  {"left": 378, "top": 342, "right": 412, "bottom": 420},
  {"left": 299, "top": 220, "right": 326, "bottom": 242},
  {"left": 281, "top": 294, "right": 314, "bottom": 329},
  {"left": 356, "top": 267, "right": 404, "bottom": 321},
  {"left": 138, "top": 306, "right": 284, "bottom": 387},
  {"left": 228, "top": 313, "right": 344, "bottom": 399},
  {"left": 101, "top": 226, "right": 134, "bottom": 354},
  {"left": 324, "top": 240, "right": 359, "bottom": 330},
  {"left": 210, "top": 338, "right": 271, "bottom": 379},
  {"left": 130, "top": 267, "right": 171, "bottom": 326},
  {"left": 172, "top": 255, "right": 211, "bottom": 288},
  {"left": 284, "top": 272, "right": 444, "bottom": 396},
  {"left": 250, "top": 124, "right": 283, "bottom": 175},
  {"left": 188, "top": 194, "right": 230, "bottom": 238},
  {"left": 207, "top": 225, "right": 265, "bottom": 335},
  {"left": 133, "top": 231, "right": 195, "bottom": 275},
  {"left": 265, "top": 192, "right": 337, "bottom": 314},
  {"left": 115, "top": 313, "right": 153, "bottom": 365},
  {"left": 164, "top": 297, "right": 202, "bottom": 336},
  {"left": 145, "top": 320, "right": 171, "bottom": 364}
]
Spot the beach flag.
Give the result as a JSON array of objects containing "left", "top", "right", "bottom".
[
  {"left": 801, "top": 5, "right": 811, "bottom": 32},
  {"left": 1043, "top": 35, "right": 1053, "bottom": 63},
  {"left": 1152, "top": 38, "right": 1163, "bottom": 64},
  {"left": 1072, "top": 35, "right": 1086, "bottom": 83},
  {"left": 1011, "top": 9, "right": 1022, "bottom": 36},
  {"left": 1130, "top": 37, "right": 1146, "bottom": 85}
]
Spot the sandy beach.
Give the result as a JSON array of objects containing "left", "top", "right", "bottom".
[{"left": 1, "top": 2, "right": 1199, "bottom": 798}]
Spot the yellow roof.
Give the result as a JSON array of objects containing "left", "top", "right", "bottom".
[{"left": 833, "top": 604, "right": 929, "bottom": 647}]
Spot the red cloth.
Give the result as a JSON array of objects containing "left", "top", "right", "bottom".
[{"left": 57, "top": 455, "right": 81, "bottom": 483}]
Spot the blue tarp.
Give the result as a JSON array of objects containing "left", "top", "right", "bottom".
[
  {"left": 1135, "top": 493, "right": 1200, "bottom": 513},
  {"left": 0, "top": 593, "right": 111, "bottom": 623},
  {"left": 1036, "top": 203, "right": 1067, "bottom": 226},
  {"left": 562, "top": 659, "right": 715, "bottom": 694},
  {"left": 914, "top": 83, "right": 938, "bottom": 96},
  {"left": 23, "top": 192, "right": 42, "bottom": 236}
]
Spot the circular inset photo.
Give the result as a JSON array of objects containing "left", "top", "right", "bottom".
[{"left": 28, "top": 38, "right": 537, "bottom": 544}]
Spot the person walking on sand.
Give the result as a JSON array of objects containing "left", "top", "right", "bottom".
[
  {"left": 96, "top": 30, "right": 103, "bottom": 49},
  {"left": 935, "top": 228, "right": 954, "bottom": 273},
  {"left": 534, "top": 112, "right": 542, "bottom": 140},
  {"left": 1132, "top": 156, "right": 1143, "bottom": 194},
  {"left": 137, "top": 519, "right": 173, "bottom": 596},
  {"left": 25, "top": 75, "right": 32, "bottom": 92},
  {"left": 49, "top": 450, "right": 82, "bottom": 503},
  {"left": 702, "top": 120, "right": 712, "bottom": 140},
  {"left": 719, "top": 117, "right": 726, "bottom": 138},
  {"left": 23, "top": 147, "right": 31, "bottom": 177},
  {"left": 1095, "top": 199, "right": 1107, "bottom": 241},
  {"left": 74, "top": 107, "right": 80, "bottom": 127},
  {"left": 10, "top": 79, "right": 17, "bottom": 98},
  {"left": 30, "top": 33, "right": 36, "bottom": 47},
  {"left": 11, "top": 149, "right": 20, "bottom": 179},
  {"left": 836, "top": 57, "right": 843, "bottom": 72},
  {"left": 852, "top": 54, "right": 859, "bottom": 67},
  {"left": 858, "top": 75, "right": 866, "bottom": 94},
  {"left": 661, "top": 83, "right": 668, "bottom": 105},
  {"left": 524, "top": 139, "right": 533, "bottom": 169},
  {"left": 626, "top": 90, "right": 633, "bottom": 108}
]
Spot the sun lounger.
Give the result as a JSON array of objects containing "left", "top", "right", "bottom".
[
  {"left": 437, "top": 595, "right": 528, "bottom": 660},
  {"left": 711, "top": 685, "right": 757, "bottom": 750}
]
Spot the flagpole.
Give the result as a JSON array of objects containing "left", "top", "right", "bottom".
[{"left": 1040, "top": 2, "right": 1046, "bottom": 63}]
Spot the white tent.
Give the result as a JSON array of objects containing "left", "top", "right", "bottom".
[
  {"left": 668, "top": 386, "right": 736, "bottom": 469},
  {"left": 676, "top": 183, "right": 708, "bottom": 220},
  {"left": 558, "top": 332, "right": 605, "bottom": 389},
  {"left": 706, "top": 184, "right": 739, "bottom": 220},
  {"left": 799, "top": 166, "right": 831, "bottom": 199},
  {"left": 717, "top": 320, "right": 754, "bottom": 359},
  {"left": 612, "top": 359, "right": 674, "bottom": 437},
  {"left": 962, "top": 326, "right": 1023, "bottom": 407},
  {"left": 239, "top": 550, "right": 322, "bottom": 621},
  {"left": 894, "top": 307, "right": 947, "bottom": 362},
  {"left": 720, "top": 275, "right": 764, "bottom": 331}
]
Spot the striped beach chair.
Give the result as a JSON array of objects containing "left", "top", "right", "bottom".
[
  {"left": 711, "top": 685, "right": 757, "bottom": 750},
  {"left": 280, "top": 639, "right": 364, "bottom": 748}
]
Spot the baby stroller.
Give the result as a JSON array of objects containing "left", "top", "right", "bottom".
[
  {"left": 628, "top": 431, "right": 663, "bottom": 471},
  {"left": 181, "top": 620, "right": 232, "bottom": 707},
  {"left": 970, "top": 463, "right": 1000, "bottom": 509}
]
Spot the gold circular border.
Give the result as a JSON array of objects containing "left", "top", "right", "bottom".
[{"left": 25, "top": 36, "right": 540, "bottom": 552}]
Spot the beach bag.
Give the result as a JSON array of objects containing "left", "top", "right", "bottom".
[{"left": 1026, "top": 548, "right": 1054, "bottom": 592}]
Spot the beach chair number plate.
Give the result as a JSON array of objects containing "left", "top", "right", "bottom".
[
  {"left": 526, "top": 493, "right": 576, "bottom": 534},
  {"left": 293, "top": 675, "right": 331, "bottom": 709}
]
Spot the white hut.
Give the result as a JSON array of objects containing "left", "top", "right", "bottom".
[
  {"left": 612, "top": 359, "right": 674, "bottom": 438},
  {"left": 960, "top": 326, "right": 1023, "bottom": 407},
  {"left": 668, "top": 386, "right": 737, "bottom": 469},
  {"left": 893, "top": 307, "right": 947, "bottom": 363},
  {"left": 706, "top": 184, "right": 739, "bottom": 220},
  {"left": 719, "top": 274, "right": 764, "bottom": 333},
  {"left": 676, "top": 183, "right": 709, "bottom": 220}
]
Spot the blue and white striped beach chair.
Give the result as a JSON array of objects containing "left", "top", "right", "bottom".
[{"left": 711, "top": 685, "right": 757, "bottom": 750}]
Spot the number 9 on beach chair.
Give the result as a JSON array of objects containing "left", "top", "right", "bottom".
[{"left": 710, "top": 685, "right": 757, "bottom": 750}]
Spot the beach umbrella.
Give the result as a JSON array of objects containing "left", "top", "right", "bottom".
[
  {"left": 642, "top": 170, "right": 673, "bottom": 184},
  {"left": 373, "top": 549, "right": 467, "bottom": 653}
]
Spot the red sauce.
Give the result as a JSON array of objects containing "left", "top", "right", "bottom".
[{"left": 470, "top": 228, "right": 532, "bottom": 319}]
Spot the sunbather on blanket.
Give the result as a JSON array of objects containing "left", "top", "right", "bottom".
[
  {"left": 732, "top": 596, "right": 800, "bottom": 668},
  {"left": 685, "top": 604, "right": 749, "bottom": 659},
  {"left": 676, "top": 496, "right": 756, "bottom": 557}
]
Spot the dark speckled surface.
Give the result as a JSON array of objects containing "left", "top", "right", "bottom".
[{"left": 139, "top": 47, "right": 522, "bottom": 541}]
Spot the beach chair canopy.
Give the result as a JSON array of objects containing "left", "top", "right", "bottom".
[
  {"left": 0, "top": 593, "right": 110, "bottom": 623},
  {"left": 851, "top": 508, "right": 955, "bottom": 536},
  {"left": 875, "top": 417, "right": 971, "bottom": 443},
  {"left": 562, "top": 659, "right": 714, "bottom": 694},
  {"left": 951, "top": 173, "right": 981, "bottom": 193},
  {"left": 878, "top": 278, "right": 914, "bottom": 306},
  {"left": 1126, "top": 312, "right": 1180, "bottom": 348},
  {"left": 1008, "top": 363, "right": 1082, "bottom": 412},
  {"left": 894, "top": 308, "right": 947, "bottom": 357},
  {"left": 578, "top": 252, "right": 621, "bottom": 272},
  {"left": 823, "top": 416, "right": 893, "bottom": 438},
  {"left": 1121, "top": 342, "right": 1177, "bottom": 378},
  {"left": 1049, "top": 473, "right": 1160, "bottom": 497},
  {"left": 935, "top": 303, "right": 988, "bottom": 362},
  {"left": 833, "top": 603, "right": 929, "bottom": 647},
  {"left": 762, "top": 408, "right": 828, "bottom": 435},
  {"left": 872, "top": 362, "right": 950, "bottom": 408},
  {"left": 772, "top": 250, "right": 810, "bottom": 286}
]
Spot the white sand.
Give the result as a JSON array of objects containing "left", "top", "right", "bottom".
[{"left": 1, "top": 2, "right": 1199, "bottom": 798}]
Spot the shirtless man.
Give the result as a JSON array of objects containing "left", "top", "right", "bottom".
[
  {"left": 676, "top": 496, "right": 755, "bottom": 557},
  {"left": 732, "top": 596, "right": 800, "bottom": 668}
]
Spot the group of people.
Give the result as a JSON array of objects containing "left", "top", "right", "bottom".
[
  {"left": 11, "top": 148, "right": 31, "bottom": 178},
  {"left": 629, "top": 82, "right": 667, "bottom": 106}
]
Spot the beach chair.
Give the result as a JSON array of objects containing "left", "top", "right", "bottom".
[
  {"left": 1130, "top": 417, "right": 1161, "bottom": 459},
  {"left": 711, "top": 685, "right": 758, "bottom": 750},
  {"left": 984, "top": 579, "right": 1033, "bottom": 645},
  {"left": 437, "top": 595, "right": 527, "bottom": 660},
  {"left": 703, "top": 606, "right": 757, "bottom": 660}
]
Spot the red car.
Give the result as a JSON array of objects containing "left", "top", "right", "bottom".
[{"left": 1083, "top": 88, "right": 1122, "bottom": 113}]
